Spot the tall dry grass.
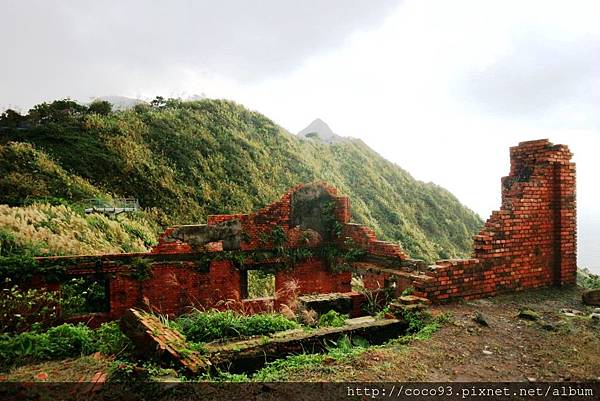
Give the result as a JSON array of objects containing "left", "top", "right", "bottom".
[{"left": 0, "top": 203, "right": 158, "bottom": 256}]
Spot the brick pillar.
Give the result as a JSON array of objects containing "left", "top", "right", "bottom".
[
  {"left": 511, "top": 140, "right": 577, "bottom": 286},
  {"left": 554, "top": 154, "right": 577, "bottom": 285}
]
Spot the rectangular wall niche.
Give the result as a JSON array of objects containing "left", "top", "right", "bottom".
[
  {"left": 241, "top": 268, "right": 276, "bottom": 299},
  {"left": 60, "top": 275, "right": 110, "bottom": 317}
]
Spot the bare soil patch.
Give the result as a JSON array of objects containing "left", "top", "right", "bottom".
[{"left": 282, "top": 286, "right": 600, "bottom": 382}]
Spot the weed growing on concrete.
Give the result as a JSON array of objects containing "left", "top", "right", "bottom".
[
  {"left": 173, "top": 310, "right": 300, "bottom": 343},
  {"left": 318, "top": 310, "right": 347, "bottom": 327}
]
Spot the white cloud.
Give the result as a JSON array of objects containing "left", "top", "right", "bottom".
[{"left": 1, "top": 0, "right": 598, "bottom": 270}]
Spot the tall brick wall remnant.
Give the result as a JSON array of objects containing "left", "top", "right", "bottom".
[{"left": 410, "top": 139, "right": 576, "bottom": 301}]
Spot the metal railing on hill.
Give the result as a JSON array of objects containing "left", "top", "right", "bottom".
[{"left": 83, "top": 197, "right": 140, "bottom": 215}]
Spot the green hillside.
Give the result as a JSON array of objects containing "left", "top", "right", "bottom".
[{"left": 0, "top": 98, "right": 483, "bottom": 261}]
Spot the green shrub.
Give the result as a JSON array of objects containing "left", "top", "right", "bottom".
[
  {"left": 88, "top": 100, "right": 112, "bottom": 116},
  {"left": 0, "top": 280, "right": 61, "bottom": 334},
  {"left": 44, "top": 323, "right": 95, "bottom": 358},
  {"left": 318, "top": 310, "right": 347, "bottom": 327},
  {"left": 401, "top": 287, "right": 414, "bottom": 296},
  {"left": 107, "top": 360, "right": 149, "bottom": 382},
  {"left": 173, "top": 310, "right": 299, "bottom": 343},
  {"left": 0, "top": 229, "right": 23, "bottom": 256},
  {"left": 247, "top": 270, "right": 275, "bottom": 299},
  {"left": 0, "top": 322, "right": 130, "bottom": 370},
  {"left": 60, "top": 276, "right": 108, "bottom": 316},
  {"left": 401, "top": 310, "right": 429, "bottom": 334},
  {"left": 92, "top": 322, "right": 132, "bottom": 355},
  {"left": 325, "top": 335, "right": 368, "bottom": 358},
  {"left": 578, "top": 268, "right": 600, "bottom": 289},
  {"left": 0, "top": 323, "right": 92, "bottom": 369}
]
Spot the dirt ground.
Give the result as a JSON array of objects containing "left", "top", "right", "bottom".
[
  {"left": 283, "top": 286, "right": 600, "bottom": 382},
  {"left": 3, "top": 286, "right": 599, "bottom": 382},
  {"left": 4, "top": 353, "right": 112, "bottom": 382}
]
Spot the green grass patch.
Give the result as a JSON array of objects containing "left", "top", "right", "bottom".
[
  {"left": 0, "top": 321, "right": 131, "bottom": 371},
  {"left": 172, "top": 310, "right": 300, "bottom": 343},
  {"left": 578, "top": 268, "right": 600, "bottom": 289},
  {"left": 387, "top": 311, "right": 450, "bottom": 346}
]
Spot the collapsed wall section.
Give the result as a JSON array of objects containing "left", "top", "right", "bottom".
[{"left": 410, "top": 139, "right": 576, "bottom": 301}]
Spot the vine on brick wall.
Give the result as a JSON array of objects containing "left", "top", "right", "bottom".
[
  {"left": 129, "top": 258, "right": 153, "bottom": 281},
  {"left": 0, "top": 256, "right": 67, "bottom": 284},
  {"left": 322, "top": 201, "right": 343, "bottom": 239}
]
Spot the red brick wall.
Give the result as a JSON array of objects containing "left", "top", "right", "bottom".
[
  {"left": 342, "top": 224, "right": 408, "bottom": 259},
  {"left": 31, "top": 140, "right": 577, "bottom": 319},
  {"left": 412, "top": 139, "right": 576, "bottom": 302},
  {"left": 275, "top": 258, "right": 352, "bottom": 296},
  {"left": 107, "top": 260, "right": 242, "bottom": 317},
  {"left": 104, "top": 258, "right": 351, "bottom": 318}
]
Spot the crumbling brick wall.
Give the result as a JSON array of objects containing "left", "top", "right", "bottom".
[
  {"left": 30, "top": 139, "right": 577, "bottom": 320},
  {"left": 34, "top": 182, "right": 408, "bottom": 320},
  {"left": 410, "top": 139, "right": 576, "bottom": 301}
]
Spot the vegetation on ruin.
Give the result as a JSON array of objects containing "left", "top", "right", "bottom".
[
  {"left": 0, "top": 98, "right": 483, "bottom": 262},
  {"left": 0, "top": 277, "right": 110, "bottom": 334},
  {"left": 207, "top": 311, "right": 444, "bottom": 382},
  {"left": 172, "top": 310, "right": 300, "bottom": 343},
  {"left": 0, "top": 280, "right": 61, "bottom": 334},
  {"left": 249, "top": 335, "right": 370, "bottom": 382},
  {"left": 246, "top": 269, "right": 275, "bottom": 298},
  {"left": 317, "top": 310, "right": 348, "bottom": 327}
]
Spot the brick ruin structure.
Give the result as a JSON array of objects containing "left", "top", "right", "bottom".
[
  {"left": 412, "top": 139, "right": 577, "bottom": 300},
  {"left": 31, "top": 139, "right": 576, "bottom": 323}
]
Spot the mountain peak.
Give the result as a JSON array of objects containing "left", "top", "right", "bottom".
[{"left": 297, "top": 118, "right": 342, "bottom": 143}]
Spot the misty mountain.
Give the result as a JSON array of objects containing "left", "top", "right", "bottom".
[
  {"left": 89, "top": 96, "right": 146, "bottom": 110},
  {"left": 298, "top": 118, "right": 345, "bottom": 144}
]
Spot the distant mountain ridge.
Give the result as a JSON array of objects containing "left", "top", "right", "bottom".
[
  {"left": 0, "top": 98, "right": 483, "bottom": 261},
  {"left": 88, "top": 96, "right": 146, "bottom": 110}
]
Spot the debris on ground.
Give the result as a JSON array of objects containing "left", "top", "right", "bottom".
[
  {"left": 582, "top": 289, "right": 600, "bottom": 306},
  {"left": 518, "top": 309, "right": 541, "bottom": 321},
  {"left": 120, "top": 309, "right": 210, "bottom": 375},
  {"left": 473, "top": 312, "right": 490, "bottom": 327}
]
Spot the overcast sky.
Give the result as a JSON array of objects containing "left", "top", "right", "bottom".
[{"left": 1, "top": 0, "right": 599, "bottom": 270}]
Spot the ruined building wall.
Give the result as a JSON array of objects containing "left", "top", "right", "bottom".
[
  {"left": 30, "top": 139, "right": 577, "bottom": 323},
  {"left": 409, "top": 139, "right": 576, "bottom": 301},
  {"left": 34, "top": 182, "right": 408, "bottom": 322}
]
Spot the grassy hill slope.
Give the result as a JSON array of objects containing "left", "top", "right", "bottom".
[{"left": 0, "top": 98, "right": 482, "bottom": 261}]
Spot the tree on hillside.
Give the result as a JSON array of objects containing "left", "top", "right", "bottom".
[
  {"left": 28, "top": 99, "right": 87, "bottom": 124},
  {"left": 150, "top": 96, "right": 167, "bottom": 108},
  {"left": 88, "top": 100, "right": 112, "bottom": 115},
  {"left": 0, "top": 109, "right": 26, "bottom": 128}
]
